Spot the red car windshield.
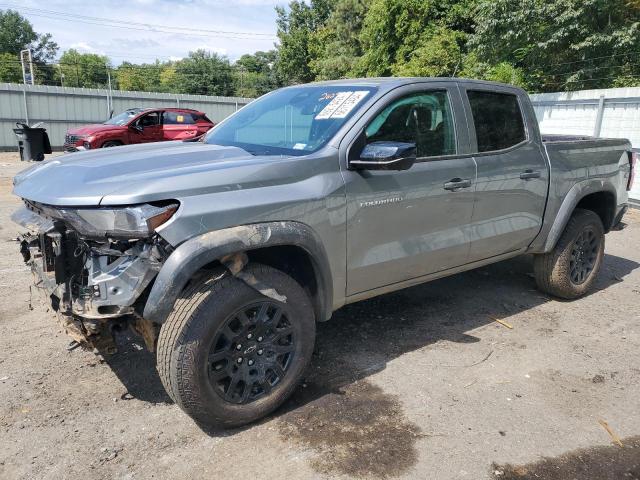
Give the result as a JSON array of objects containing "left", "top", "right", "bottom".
[{"left": 104, "top": 109, "right": 145, "bottom": 126}]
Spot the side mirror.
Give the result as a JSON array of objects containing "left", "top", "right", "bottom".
[{"left": 349, "top": 141, "right": 417, "bottom": 171}]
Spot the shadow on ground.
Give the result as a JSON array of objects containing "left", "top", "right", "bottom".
[
  {"left": 492, "top": 436, "right": 640, "bottom": 479},
  {"left": 101, "top": 253, "right": 639, "bottom": 477},
  {"left": 103, "top": 333, "right": 172, "bottom": 404}
]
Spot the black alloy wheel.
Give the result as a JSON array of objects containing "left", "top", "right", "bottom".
[
  {"left": 569, "top": 228, "right": 600, "bottom": 285},
  {"left": 208, "top": 301, "right": 295, "bottom": 404}
]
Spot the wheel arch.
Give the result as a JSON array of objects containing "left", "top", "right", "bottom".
[
  {"left": 143, "top": 222, "right": 333, "bottom": 325},
  {"left": 542, "top": 183, "right": 617, "bottom": 252},
  {"left": 99, "top": 139, "right": 124, "bottom": 148}
]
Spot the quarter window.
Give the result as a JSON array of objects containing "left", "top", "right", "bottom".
[
  {"left": 365, "top": 91, "right": 456, "bottom": 158},
  {"left": 467, "top": 91, "right": 526, "bottom": 152}
]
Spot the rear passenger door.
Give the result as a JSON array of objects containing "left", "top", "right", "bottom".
[
  {"left": 162, "top": 111, "right": 199, "bottom": 141},
  {"left": 460, "top": 86, "right": 549, "bottom": 261}
]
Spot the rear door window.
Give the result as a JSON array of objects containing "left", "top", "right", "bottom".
[
  {"left": 467, "top": 91, "right": 526, "bottom": 152},
  {"left": 163, "top": 111, "right": 196, "bottom": 125}
]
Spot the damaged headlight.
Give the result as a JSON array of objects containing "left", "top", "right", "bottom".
[{"left": 52, "top": 203, "right": 178, "bottom": 238}]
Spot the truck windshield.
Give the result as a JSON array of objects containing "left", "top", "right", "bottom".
[
  {"left": 104, "top": 109, "right": 144, "bottom": 126},
  {"left": 204, "top": 85, "right": 377, "bottom": 156}
]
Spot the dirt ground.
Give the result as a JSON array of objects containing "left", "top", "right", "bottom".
[{"left": 1, "top": 151, "right": 639, "bottom": 480}]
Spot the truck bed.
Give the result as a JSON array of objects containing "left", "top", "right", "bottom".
[{"left": 542, "top": 134, "right": 595, "bottom": 143}]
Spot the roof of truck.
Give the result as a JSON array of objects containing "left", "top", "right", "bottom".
[{"left": 291, "top": 77, "right": 526, "bottom": 94}]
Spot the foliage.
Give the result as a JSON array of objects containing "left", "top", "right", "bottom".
[
  {"left": 471, "top": 0, "right": 640, "bottom": 91},
  {"left": 57, "top": 49, "right": 110, "bottom": 88},
  {"left": 309, "top": 0, "right": 369, "bottom": 80},
  {"left": 459, "top": 52, "right": 529, "bottom": 88},
  {"left": 115, "top": 62, "right": 158, "bottom": 92},
  {"left": 4, "top": 1, "right": 640, "bottom": 95},
  {"left": 0, "top": 51, "right": 21, "bottom": 82},
  {"left": 173, "top": 50, "right": 235, "bottom": 96},
  {"left": 0, "top": 9, "right": 57, "bottom": 62},
  {"left": 234, "top": 50, "right": 282, "bottom": 96},
  {"left": 391, "top": 28, "right": 465, "bottom": 78},
  {"left": 0, "top": 9, "right": 58, "bottom": 85},
  {"left": 275, "top": 0, "right": 335, "bottom": 83}
]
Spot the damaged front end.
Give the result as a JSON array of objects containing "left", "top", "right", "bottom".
[{"left": 12, "top": 200, "right": 177, "bottom": 353}]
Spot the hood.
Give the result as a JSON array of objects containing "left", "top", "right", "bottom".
[
  {"left": 67, "top": 124, "right": 124, "bottom": 135},
  {"left": 13, "top": 141, "right": 296, "bottom": 206}
]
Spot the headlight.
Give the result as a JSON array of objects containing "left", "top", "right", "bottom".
[{"left": 50, "top": 203, "right": 178, "bottom": 238}]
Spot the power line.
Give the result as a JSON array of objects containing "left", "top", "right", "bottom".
[{"left": 0, "top": 3, "right": 278, "bottom": 40}]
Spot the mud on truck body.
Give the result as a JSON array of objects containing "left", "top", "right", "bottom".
[{"left": 12, "top": 78, "right": 634, "bottom": 428}]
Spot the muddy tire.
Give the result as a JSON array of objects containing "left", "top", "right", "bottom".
[
  {"left": 534, "top": 208, "right": 605, "bottom": 299},
  {"left": 156, "top": 263, "right": 315, "bottom": 428},
  {"left": 101, "top": 141, "right": 122, "bottom": 148}
]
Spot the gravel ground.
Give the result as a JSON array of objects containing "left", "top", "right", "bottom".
[{"left": 1, "top": 151, "right": 639, "bottom": 480}]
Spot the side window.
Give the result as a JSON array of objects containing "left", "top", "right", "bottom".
[
  {"left": 139, "top": 112, "right": 160, "bottom": 128},
  {"left": 163, "top": 111, "right": 196, "bottom": 125},
  {"left": 365, "top": 91, "right": 456, "bottom": 158},
  {"left": 467, "top": 91, "right": 526, "bottom": 152}
]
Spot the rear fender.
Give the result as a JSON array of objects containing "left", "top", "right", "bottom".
[{"left": 540, "top": 181, "right": 617, "bottom": 253}]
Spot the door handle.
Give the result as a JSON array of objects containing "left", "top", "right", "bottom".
[
  {"left": 443, "top": 178, "right": 472, "bottom": 191},
  {"left": 520, "top": 169, "right": 541, "bottom": 180}
]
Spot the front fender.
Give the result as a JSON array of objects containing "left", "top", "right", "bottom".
[{"left": 143, "top": 221, "right": 333, "bottom": 324}]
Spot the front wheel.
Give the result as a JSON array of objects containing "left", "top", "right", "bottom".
[
  {"left": 157, "top": 263, "right": 315, "bottom": 428},
  {"left": 534, "top": 208, "right": 605, "bottom": 299}
]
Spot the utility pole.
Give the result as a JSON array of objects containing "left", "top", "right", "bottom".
[
  {"left": 20, "top": 49, "right": 33, "bottom": 125},
  {"left": 106, "top": 65, "right": 113, "bottom": 118},
  {"left": 57, "top": 64, "right": 65, "bottom": 87}
]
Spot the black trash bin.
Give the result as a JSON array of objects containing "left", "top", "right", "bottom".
[{"left": 13, "top": 122, "right": 52, "bottom": 161}]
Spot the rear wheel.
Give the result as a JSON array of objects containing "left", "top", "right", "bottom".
[
  {"left": 534, "top": 208, "right": 605, "bottom": 299},
  {"left": 157, "top": 263, "right": 315, "bottom": 428}
]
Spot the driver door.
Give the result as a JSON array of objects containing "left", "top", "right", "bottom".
[
  {"left": 129, "top": 111, "right": 163, "bottom": 144},
  {"left": 342, "top": 84, "right": 478, "bottom": 295}
]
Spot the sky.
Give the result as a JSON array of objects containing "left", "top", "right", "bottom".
[{"left": 3, "top": 0, "right": 283, "bottom": 64}]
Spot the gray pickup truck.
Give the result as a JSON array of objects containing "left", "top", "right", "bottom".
[{"left": 12, "top": 78, "right": 634, "bottom": 427}]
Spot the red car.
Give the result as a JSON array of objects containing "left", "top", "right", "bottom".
[{"left": 63, "top": 107, "right": 215, "bottom": 152}]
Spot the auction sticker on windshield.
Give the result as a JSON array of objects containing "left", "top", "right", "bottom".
[{"left": 316, "top": 91, "right": 370, "bottom": 120}]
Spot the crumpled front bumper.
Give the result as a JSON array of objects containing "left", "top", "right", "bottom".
[{"left": 12, "top": 205, "right": 162, "bottom": 349}]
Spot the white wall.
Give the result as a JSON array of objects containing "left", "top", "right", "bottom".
[{"left": 530, "top": 87, "right": 640, "bottom": 201}]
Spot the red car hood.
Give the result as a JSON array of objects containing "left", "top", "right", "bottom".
[{"left": 67, "top": 124, "right": 124, "bottom": 136}]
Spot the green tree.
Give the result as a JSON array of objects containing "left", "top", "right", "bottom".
[
  {"left": 355, "top": 0, "right": 476, "bottom": 77},
  {"left": 235, "top": 50, "right": 282, "bottom": 96},
  {"left": 57, "top": 49, "right": 110, "bottom": 88},
  {"left": 173, "top": 50, "right": 234, "bottom": 96},
  {"left": 275, "top": 0, "right": 335, "bottom": 83},
  {"left": 159, "top": 64, "right": 179, "bottom": 92},
  {"left": 309, "top": 0, "right": 369, "bottom": 80},
  {"left": 0, "top": 9, "right": 58, "bottom": 84},
  {"left": 460, "top": 52, "right": 528, "bottom": 88},
  {"left": 392, "top": 27, "right": 465, "bottom": 77},
  {"left": 115, "top": 61, "right": 167, "bottom": 92},
  {"left": 472, "top": 0, "right": 640, "bottom": 91},
  {"left": 0, "top": 52, "right": 21, "bottom": 82}
]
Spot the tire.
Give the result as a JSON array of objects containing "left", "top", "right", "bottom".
[
  {"left": 101, "top": 141, "right": 122, "bottom": 148},
  {"left": 534, "top": 208, "right": 605, "bottom": 299},
  {"left": 157, "top": 263, "right": 315, "bottom": 428}
]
